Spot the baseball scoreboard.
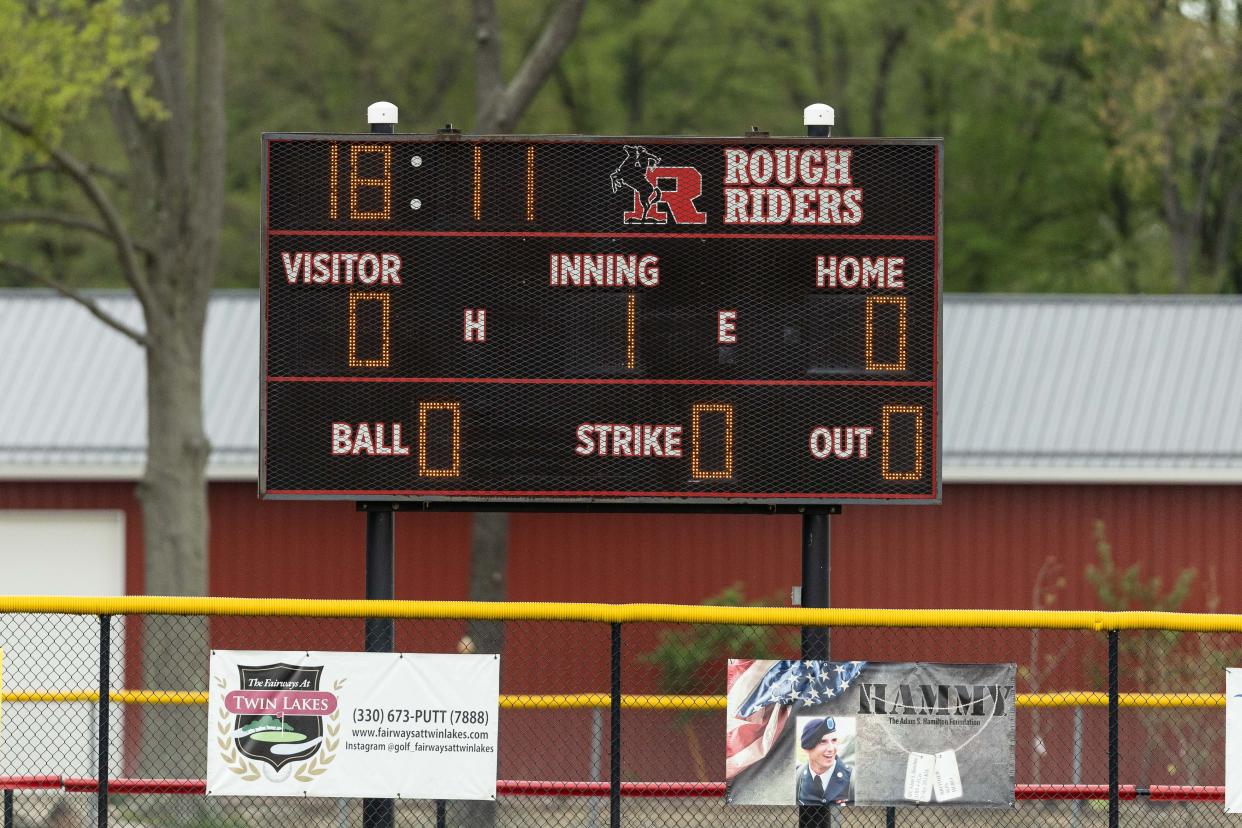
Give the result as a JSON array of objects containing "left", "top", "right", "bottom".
[{"left": 261, "top": 134, "right": 941, "bottom": 504}]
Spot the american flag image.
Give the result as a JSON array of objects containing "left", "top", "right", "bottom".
[{"left": 726, "top": 659, "right": 867, "bottom": 781}]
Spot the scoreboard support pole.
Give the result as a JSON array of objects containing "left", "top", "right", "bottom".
[
  {"left": 361, "top": 501, "right": 396, "bottom": 828},
  {"left": 801, "top": 104, "right": 838, "bottom": 828},
  {"left": 361, "top": 102, "right": 398, "bottom": 828},
  {"left": 799, "top": 505, "right": 836, "bottom": 828}
]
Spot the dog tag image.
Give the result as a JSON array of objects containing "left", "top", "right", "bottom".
[
  {"left": 932, "top": 749, "right": 963, "bottom": 802},
  {"left": 903, "top": 752, "right": 935, "bottom": 802}
]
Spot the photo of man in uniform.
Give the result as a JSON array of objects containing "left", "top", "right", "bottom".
[{"left": 796, "top": 716, "right": 853, "bottom": 805}]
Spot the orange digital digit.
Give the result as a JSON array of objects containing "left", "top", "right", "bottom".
[
  {"left": 526, "top": 145, "right": 536, "bottom": 221},
  {"left": 419, "top": 402, "right": 461, "bottom": 477},
  {"left": 626, "top": 293, "right": 636, "bottom": 369},
  {"left": 328, "top": 143, "right": 339, "bottom": 220},
  {"left": 865, "top": 295, "right": 908, "bottom": 372},
  {"left": 691, "top": 403, "right": 734, "bottom": 479},
  {"left": 880, "top": 404, "right": 924, "bottom": 481},
  {"left": 349, "top": 144, "right": 392, "bottom": 220},
  {"left": 472, "top": 145, "right": 482, "bottom": 221},
  {"left": 348, "top": 292, "right": 390, "bottom": 368}
]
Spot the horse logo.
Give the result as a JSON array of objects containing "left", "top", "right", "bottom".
[{"left": 609, "top": 145, "right": 707, "bottom": 225}]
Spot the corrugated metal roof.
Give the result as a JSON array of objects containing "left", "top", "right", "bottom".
[
  {"left": 1, "top": 290, "right": 1240, "bottom": 483},
  {"left": 0, "top": 290, "right": 257, "bottom": 480},
  {"left": 946, "top": 295, "right": 1242, "bottom": 481}
]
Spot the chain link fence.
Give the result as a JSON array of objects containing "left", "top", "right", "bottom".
[{"left": 0, "top": 599, "right": 1233, "bottom": 827}]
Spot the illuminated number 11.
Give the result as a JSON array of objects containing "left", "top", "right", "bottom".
[
  {"left": 469, "top": 145, "right": 537, "bottom": 221},
  {"left": 328, "top": 143, "right": 392, "bottom": 220}
]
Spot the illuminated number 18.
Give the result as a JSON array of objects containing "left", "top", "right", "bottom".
[{"left": 329, "top": 143, "right": 392, "bottom": 220}]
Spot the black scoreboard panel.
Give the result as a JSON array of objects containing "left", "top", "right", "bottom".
[{"left": 261, "top": 135, "right": 941, "bottom": 504}]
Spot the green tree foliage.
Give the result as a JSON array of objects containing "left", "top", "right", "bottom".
[
  {"left": 1086, "top": 519, "right": 1195, "bottom": 612},
  {"left": 0, "top": 0, "right": 163, "bottom": 288},
  {"left": 0, "top": 0, "right": 162, "bottom": 145},
  {"left": 641, "top": 583, "right": 794, "bottom": 696},
  {"left": 3, "top": 0, "right": 1239, "bottom": 293},
  {"left": 209, "top": 0, "right": 1242, "bottom": 293},
  {"left": 949, "top": 0, "right": 1242, "bottom": 292},
  {"left": 1084, "top": 520, "right": 1240, "bottom": 786}
]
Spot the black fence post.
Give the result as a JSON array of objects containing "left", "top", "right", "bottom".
[
  {"left": 610, "top": 622, "right": 622, "bottom": 828},
  {"left": 800, "top": 508, "right": 831, "bottom": 661},
  {"left": 4, "top": 788, "right": 13, "bottom": 828},
  {"left": 800, "top": 508, "right": 832, "bottom": 828},
  {"left": 98, "top": 614, "right": 111, "bottom": 828},
  {"left": 362, "top": 504, "right": 395, "bottom": 828},
  {"left": 1108, "top": 629, "right": 1119, "bottom": 828}
]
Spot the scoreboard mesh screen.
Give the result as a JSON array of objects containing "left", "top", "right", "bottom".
[{"left": 261, "top": 135, "right": 941, "bottom": 504}]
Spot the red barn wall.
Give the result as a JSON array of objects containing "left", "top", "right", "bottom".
[
  {"left": 7, "top": 479, "right": 1237, "bottom": 612},
  {"left": 2, "top": 480, "right": 1238, "bottom": 784}
]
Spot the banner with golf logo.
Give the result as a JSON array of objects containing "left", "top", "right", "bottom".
[{"left": 207, "top": 650, "right": 499, "bottom": 799}]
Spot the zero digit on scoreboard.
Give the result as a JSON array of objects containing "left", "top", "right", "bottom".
[
  {"left": 880, "top": 404, "right": 924, "bottom": 481},
  {"left": 418, "top": 401, "right": 462, "bottom": 478},
  {"left": 865, "top": 295, "right": 908, "bottom": 372},
  {"left": 347, "top": 292, "right": 390, "bottom": 368},
  {"left": 690, "top": 403, "right": 734, "bottom": 480}
]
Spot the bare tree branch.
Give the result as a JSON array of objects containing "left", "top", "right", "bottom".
[
  {"left": 189, "top": 0, "right": 227, "bottom": 315},
  {"left": 14, "top": 161, "right": 128, "bottom": 187},
  {"left": 477, "top": 0, "right": 588, "bottom": 133},
  {"left": 0, "top": 211, "right": 156, "bottom": 256},
  {"left": 474, "top": 0, "right": 504, "bottom": 124},
  {"left": 0, "top": 108, "right": 156, "bottom": 312},
  {"left": 153, "top": 0, "right": 190, "bottom": 166},
  {"left": 637, "top": 0, "right": 699, "bottom": 81},
  {"left": 106, "top": 91, "right": 159, "bottom": 205},
  {"left": 425, "top": 50, "right": 467, "bottom": 119},
  {"left": 0, "top": 259, "right": 149, "bottom": 347},
  {"left": 553, "top": 62, "right": 593, "bottom": 133},
  {"left": 869, "top": 25, "right": 908, "bottom": 136}
]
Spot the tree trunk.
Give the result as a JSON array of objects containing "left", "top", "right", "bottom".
[
  {"left": 1163, "top": 164, "right": 1193, "bottom": 292},
  {"left": 473, "top": 0, "right": 586, "bottom": 134},
  {"left": 455, "top": 512, "right": 509, "bottom": 827},
  {"left": 129, "top": 0, "right": 225, "bottom": 781},
  {"left": 136, "top": 307, "right": 212, "bottom": 780}
]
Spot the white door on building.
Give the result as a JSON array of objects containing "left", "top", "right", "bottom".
[{"left": 0, "top": 510, "right": 126, "bottom": 777}]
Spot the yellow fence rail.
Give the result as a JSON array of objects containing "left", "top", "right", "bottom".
[
  {"left": 2, "top": 690, "right": 1224, "bottom": 709},
  {"left": 4, "top": 594, "right": 1242, "bottom": 631},
  {"left": 0, "top": 597, "right": 1231, "bottom": 711}
]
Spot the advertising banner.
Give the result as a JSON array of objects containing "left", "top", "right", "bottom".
[
  {"left": 1226, "top": 668, "right": 1242, "bottom": 812},
  {"left": 207, "top": 650, "right": 498, "bottom": 799},
  {"left": 726, "top": 660, "right": 1014, "bottom": 808}
]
